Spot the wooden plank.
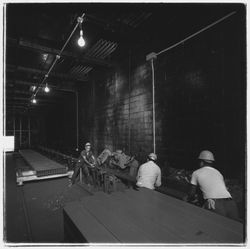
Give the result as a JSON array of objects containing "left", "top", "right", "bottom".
[{"left": 64, "top": 202, "right": 119, "bottom": 243}]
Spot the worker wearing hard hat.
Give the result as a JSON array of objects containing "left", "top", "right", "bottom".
[
  {"left": 136, "top": 153, "right": 161, "bottom": 190},
  {"left": 187, "top": 150, "right": 239, "bottom": 220},
  {"left": 70, "top": 142, "right": 96, "bottom": 185}
]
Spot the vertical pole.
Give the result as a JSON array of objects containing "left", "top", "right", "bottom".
[
  {"left": 13, "top": 116, "right": 15, "bottom": 150},
  {"left": 92, "top": 79, "right": 96, "bottom": 150},
  {"left": 114, "top": 73, "right": 117, "bottom": 150},
  {"left": 28, "top": 117, "right": 31, "bottom": 148},
  {"left": 76, "top": 91, "right": 79, "bottom": 151},
  {"left": 19, "top": 117, "right": 22, "bottom": 148},
  {"left": 13, "top": 116, "right": 15, "bottom": 136},
  {"left": 151, "top": 59, "right": 156, "bottom": 154},
  {"left": 128, "top": 50, "right": 131, "bottom": 154}
]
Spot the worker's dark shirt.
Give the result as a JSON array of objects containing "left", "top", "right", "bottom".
[{"left": 80, "top": 150, "right": 95, "bottom": 164}]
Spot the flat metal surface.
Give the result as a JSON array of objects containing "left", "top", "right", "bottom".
[
  {"left": 19, "top": 149, "right": 67, "bottom": 174},
  {"left": 64, "top": 188, "right": 244, "bottom": 244}
]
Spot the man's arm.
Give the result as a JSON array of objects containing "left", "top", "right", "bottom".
[
  {"left": 155, "top": 170, "right": 162, "bottom": 187},
  {"left": 136, "top": 166, "right": 142, "bottom": 181},
  {"left": 81, "top": 151, "right": 93, "bottom": 167},
  {"left": 186, "top": 184, "right": 198, "bottom": 201},
  {"left": 91, "top": 155, "right": 96, "bottom": 165},
  {"left": 184, "top": 172, "right": 198, "bottom": 202}
]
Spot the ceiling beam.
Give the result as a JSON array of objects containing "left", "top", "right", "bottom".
[
  {"left": 6, "top": 64, "right": 89, "bottom": 82},
  {"left": 6, "top": 79, "right": 76, "bottom": 92},
  {"left": 8, "top": 37, "right": 113, "bottom": 68},
  {"left": 6, "top": 103, "right": 50, "bottom": 109},
  {"left": 6, "top": 89, "right": 67, "bottom": 98},
  {"left": 7, "top": 96, "right": 61, "bottom": 103}
]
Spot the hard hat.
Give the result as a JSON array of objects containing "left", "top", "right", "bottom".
[
  {"left": 198, "top": 150, "right": 215, "bottom": 161},
  {"left": 148, "top": 153, "right": 157, "bottom": 161},
  {"left": 85, "top": 142, "right": 91, "bottom": 147}
]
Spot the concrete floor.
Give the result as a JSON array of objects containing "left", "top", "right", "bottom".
[{"left": 4, "top": 153, "right": 91, "bottom": 243}]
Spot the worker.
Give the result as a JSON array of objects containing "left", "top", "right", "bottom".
[
  {"left": 187, "top": 150, "right": 239, "bottom": 220},
  {"left": 136, "top": 153, "right": 161, "bottom": 190},
  {"left": 110, "top": 149, "right": 136, "bottom": 170},
  {"left": 96, "top": 147, "right": 112, "bottom": 166},
  {"left": 70, "top": 142, "right": 96, "bottom": 185}
]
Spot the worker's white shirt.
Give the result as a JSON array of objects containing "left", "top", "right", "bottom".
[
  {"left": 191, "top": 166, "right": 231, "bottom": 199},
  {"left": 136, "top": 161, "right": 161, "bottom": 190}
]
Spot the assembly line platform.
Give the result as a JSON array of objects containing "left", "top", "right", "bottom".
[{"left": 16, "top": 149, "right": 73, "bottom": 185}]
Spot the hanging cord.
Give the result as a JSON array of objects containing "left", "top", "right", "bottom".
[
  {"left": 151, "top": 58, "right": 156, "bottom": 154},
  {"left": 31, "top": 12, "right": 85, "bottom": 99},
  {"left": 128, "top": 49, "right": 131, "bottom": 154},
  {"left": 157, "top": 11, "right": 236, "bottom": 56},
  {"left": 76, "top": 91, "right": 79, "bottom": 151}
]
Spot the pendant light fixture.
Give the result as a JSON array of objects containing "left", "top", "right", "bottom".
[
  {"left": 77, "top": 17, "right": 85, "bottom": 47},
  {"left": 44, "top": 82, "right": 50, "bottom": 93}
]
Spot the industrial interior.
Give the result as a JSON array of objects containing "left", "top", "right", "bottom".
[{"left": 4, "top": 3, "right": 246, "bottom": 244}]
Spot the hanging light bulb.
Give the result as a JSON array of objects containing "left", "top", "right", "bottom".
[
  {"left": 44, "top": 83, "right": 50, "bottom": 93},
  {"left": 78, "top": 30, "right": 85, "bottom": 47},
  {"left": 31, "top": 98, "right": 37, "bottom": 104}
]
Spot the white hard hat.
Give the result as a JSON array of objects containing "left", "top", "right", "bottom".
[
  {"left": 198, "top": 150, "right": 215, "bottom": 161},
  {"left": 148, "top": 153, "right": 157, "bottom": 161},
  {"left": 85, "top": 142, "right": 91, "bottom": 147}
]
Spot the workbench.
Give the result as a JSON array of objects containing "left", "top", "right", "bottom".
[{"left": 63, "top": 187, "right": 244, "bottom": 244}]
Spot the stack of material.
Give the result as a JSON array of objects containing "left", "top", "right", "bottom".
[{"left": 16, "top": 150, "right": 73, "bottom": 185}]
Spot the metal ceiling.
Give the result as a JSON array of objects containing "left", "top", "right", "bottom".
[
  {"left": 5, "top": 3, "right": 239, "bottom": 116},
  {"left": 5, "top": 3, "right": 154, "bottom": 115}
]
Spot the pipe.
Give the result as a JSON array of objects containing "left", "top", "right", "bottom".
[
  {"left": 76, "top": 91, "right": 79, "bottom": 151},
  {"left": 28, "top": 117, "right": 31, "bottom": 148},
  {"left": 151, "top": 59, "right": 156, "bottom": 154},
  {"left": 13, "top": 116, "right": 15, "bottom": 148},
  {"left": 146, "top": 11, "right": 236, "bottom": 154},
  {"left": 157, "top": 11, "right": 236, "bottom": 56},
  {"left": 128, "top": 50, "right": 131, "bottom": 154},
  {"left": 19, "top": 117, "right": 22, "bottom": 148}
]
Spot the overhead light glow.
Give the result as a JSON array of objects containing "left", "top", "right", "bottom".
[
  {"left": 42, "top": 53, "right": 48, "bottom": 61},
  {"left": 31, "top": 98, "right": 37, "bottom": 104},
  {"left": 44, "top": 84, "right": 50, "bottom": 93},
  {"left": 78, "top": 30, "right": 85, "bottom": 47},
  {"left": 30, "top": 85, "right": 37, "bottom": 92}
]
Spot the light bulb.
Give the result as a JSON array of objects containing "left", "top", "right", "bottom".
[
  {"left": 44, "top": 85, "right": 50, "bottom": 93},
  {"left": 31, "top": 86, "right": 36, "bottom": 92},
  {"left": 78, "top": 30, "right": 85, "bottom": 47},
  {"left": 31, "top": 98, "right": 37, "bottom": 104}
]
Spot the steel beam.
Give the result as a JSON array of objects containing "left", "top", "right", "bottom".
[
  {"left": 7, "top": 79, "right": 76, "bottom": 93},
  {"left": 7, "top": 37, "right": 113, "bottom": 68},
  {"left": 6, "top": 64, "right": 88, "bottom": 82}
]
